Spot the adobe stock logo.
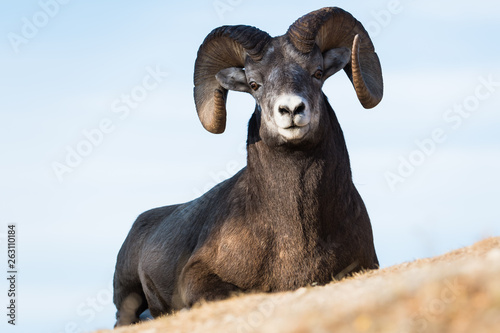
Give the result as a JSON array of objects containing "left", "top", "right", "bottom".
[
  {"left": 213, "top": 0, "right": 245, "bottom": 20},
  {"left": 51, "top": 65, "right": 168, "bottom": 183},
  {"left": 385, "top": 75, "right": 500, "bottom": 191},
  {"left": 365, "top": 0, "right": 404, "bottom": 38},
  {"left": 7, "top": 0, "right": 72, "bottom": 53}
]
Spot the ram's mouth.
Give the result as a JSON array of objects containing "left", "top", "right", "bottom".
[{"left": 278, "top": 124, "right": 310, "bottom": 141}]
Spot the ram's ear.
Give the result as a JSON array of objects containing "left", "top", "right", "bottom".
[
  {"left": 216, "top": 67, "right": 252, "bottom": 93},
  {"left": 322, "top": 47, "right": 351, "bottom": 80}
]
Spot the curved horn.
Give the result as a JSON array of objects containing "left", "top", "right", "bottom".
[
  {"left": 287, "top": 7, "right": 383, "bottom": 109},
  {"left": 194, "top": 25, "right": 271, "bottom": 134}
]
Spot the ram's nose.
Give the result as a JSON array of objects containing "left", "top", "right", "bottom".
[
  {"left": 278, "top": 101, "right": 305, "bottom": 116},
  {"left": 274, "top": 95, "right": 310, "bottom": 129}
]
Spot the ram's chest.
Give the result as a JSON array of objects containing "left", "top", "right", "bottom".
[
  {"left": 268, "top": 234, "right": 336, "bottom": 290},
  {"left": 212, "top": 224, "right": 335, "bottom": 292},
  {"left": 211, "top": 225, "right": 269, "bottom": 289}
]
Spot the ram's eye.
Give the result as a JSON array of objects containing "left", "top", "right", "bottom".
[
  {"left": 313, "top": 69, "right": 323, "bottom": 80},
  {"left": 249, "top": 81, "right": 260, "bottom": 91}
]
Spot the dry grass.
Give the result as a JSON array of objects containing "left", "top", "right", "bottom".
[{"left": 94, "top": 237, "right": 500, "bottom": 333}]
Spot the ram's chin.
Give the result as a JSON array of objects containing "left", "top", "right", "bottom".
[{"left": 277, "top": 125, "right": 310, "bottom": 142}]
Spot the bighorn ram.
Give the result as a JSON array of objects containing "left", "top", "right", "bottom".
[{"left": 113, "top": 7, "right": 382, "bottom": 326}]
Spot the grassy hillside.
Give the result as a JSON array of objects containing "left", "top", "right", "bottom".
[{"left": 95, "top": 237, "right": 500, "bottom": 333}]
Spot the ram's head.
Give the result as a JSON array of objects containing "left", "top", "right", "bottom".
[{"left": 194, "top": 7, "right": 383, "bottom": 147}]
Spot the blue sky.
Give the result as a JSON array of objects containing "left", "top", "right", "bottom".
[{"left": 1, "top": 1, "right": 500, "bottom": 332}]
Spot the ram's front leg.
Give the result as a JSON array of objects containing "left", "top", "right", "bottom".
[{"left": 178, "top": 258, "right": 240, "bottom": 308}]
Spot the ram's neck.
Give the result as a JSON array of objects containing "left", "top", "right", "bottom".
[{"left": 244, "top": 100, "right": 354, "bottom": 233}]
